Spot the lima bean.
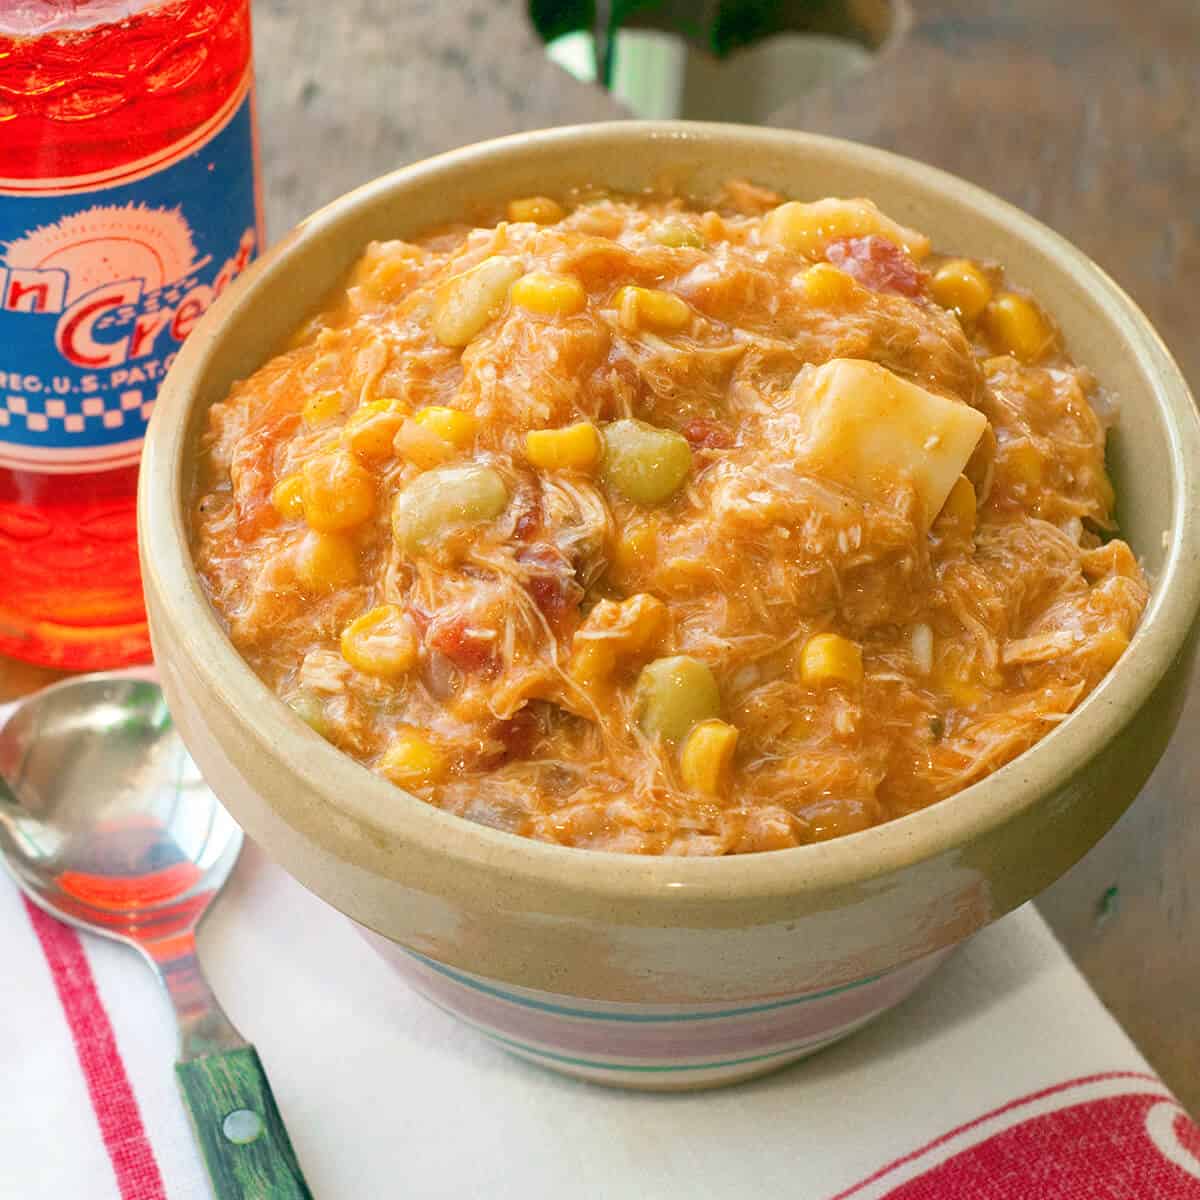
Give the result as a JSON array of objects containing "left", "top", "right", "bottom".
[
  {"left": 602, "top": 419, "right": 693, "bottom": 505},
  {"left": 634, "top": 655, "right": 720, "bottom": 741},
  {"left": 393, "top": 463, "right": 509, "bottom": 554},
  {"left": 433, "top": 256, "right": 523, "bottom": 347}
]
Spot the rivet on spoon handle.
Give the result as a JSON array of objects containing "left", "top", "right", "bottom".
[
  {"left": 176, "top": 1045, "right": 313, "bottom": 1200},
  {"left": 155, "top": 933, "right": 313, "bottom": 1198}
]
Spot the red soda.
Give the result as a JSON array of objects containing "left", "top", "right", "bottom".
[{"left": 0, "top": 0, "right": 262, "bottom": 669}]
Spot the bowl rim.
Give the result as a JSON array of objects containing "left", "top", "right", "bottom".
[{"left": 141, "top": 119, "right": 1200, "bottom": 907}]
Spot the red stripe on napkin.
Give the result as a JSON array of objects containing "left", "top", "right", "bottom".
[
  {"left": 24, "top": 897, "right": 167, "bottom": 1200},
  {"left": 833, "top": 1071, "right": 1200, "bottom": 1198}
]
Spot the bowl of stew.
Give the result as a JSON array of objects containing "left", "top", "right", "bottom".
[{"left": 140, "top": 122, "right": 1200, "bottom": 1089}]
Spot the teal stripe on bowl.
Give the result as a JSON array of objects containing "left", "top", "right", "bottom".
[
  {"left": 460, "top": 1011, "right": 849, "bottom": 1074},
  {"left": 406, "top": 948, "right": 887, "bottom": 1023}
]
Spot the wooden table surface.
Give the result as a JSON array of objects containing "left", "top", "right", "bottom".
[{"left": 16, "top": 0, "right": 1198, "bottom": 1110}]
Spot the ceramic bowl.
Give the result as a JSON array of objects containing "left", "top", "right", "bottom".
[{"left": 140, "top": 122, "right": 1200, "bottom": 1090}]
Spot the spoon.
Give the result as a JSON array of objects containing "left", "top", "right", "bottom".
[{"left": 0, "top": 671, "right": 312, "bottom": 1200}]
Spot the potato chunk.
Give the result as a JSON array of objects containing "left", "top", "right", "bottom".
[
  {"left": 763, "top": 198, "right": 931, "bottom": 261},
  {"left": 792, "top": 358, "right": 988, "bottom": 526}
]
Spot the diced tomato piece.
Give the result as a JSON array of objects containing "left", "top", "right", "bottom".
[
  {"left": 427, "top": 615, "right": 496, "bottom": 671},
  {"left": 494, "top": 705, "right": 543, "bottom": 762},
  {"left": 529, "top": 575, "right": 574, "bottom": 621},
  {"left": 511, "top": 484, "right": 543, "bottom": 541},
  {"left": 518, "top": 543, "right": 567, "bottom": 571},
  {"left": 518, "top": 544, "right": 583, "bottom": 626},
  {"left": 825, "top": 235, "right": 927, "bottom": 297},
  {"left": 681, "top": 417, "right": 735, "bottom": 450}
]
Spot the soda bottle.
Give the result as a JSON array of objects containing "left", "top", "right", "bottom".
[{"left": 0, "top": 0, "right": 263, "bottom": 669}]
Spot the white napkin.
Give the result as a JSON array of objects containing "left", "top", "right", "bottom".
[{"left": 3, "top": 835, "right": 1199, "bottom": 1200}]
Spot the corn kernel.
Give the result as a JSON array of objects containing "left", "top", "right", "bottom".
[
  {"left": 379, "top": 727, "right": 446, "bottom": 788},
  {"left": 341, "top": 604, "right": 419, "bottom": 678},
  {"left": 393, "top": 418, "right": 455, "bottom": 469},
  {"left": 413, "top": 405, "right": 478, "bottom": 448},
  {"left": 302, "top": 389, "right": 342, "bottom": 426},
  {"left": 294, "top": 530, "right": 358, "bottom": 591},
  {"left": 613, "top": 285, "right": 692, "bottom": 333},
  {"left": 613, "top": 520, "right": 657, "bottom": 577},
  {"left": 679, "top": 719, "right": 739, "bottom": 795},
  {"left": 511, "top": 271, "right": 587, "bottom": 317},
  {"left": 343, "top": 402, "right": 405, "bottom": 460},
  {"left": 301, "top": 452, "right": 376, "bottom": 532},
  {"left": 271, "top": 473, "right": 305, "bottom": 520},
  {"left": 525, "top": 421, "right": 602, "bottom": 471},
  {"left": 936, "top": 474, "right": 977, "bottom": 536},
  {"left": 506, "top": 195, "right": 565, "bottom": 224},
  {"left": 346, "top": 397, "right": 403, "bottom": 422},
  {"left": 930, "top": 259, "right": 992, "bottom": 322},
  {"left": 798, "top": 633, "right": 863, "bottom": 687},
  {"left": 983, "top": 292, "right": 1052, "bottom": 362},
  {"left": 569, "top": 593, "right": 668, "bottom": 684},
  {"left": 799, "top": 262, "right": 858, "bottom": 306},
  {"left": 1005, "top": 441, "right": 1043, "bottom": 488}
]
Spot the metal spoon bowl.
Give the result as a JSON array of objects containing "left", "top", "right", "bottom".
[{"left": 0, "top": 671, "right": 311, "bottom": 1199}]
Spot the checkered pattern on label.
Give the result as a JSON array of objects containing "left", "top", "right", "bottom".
[{"left": 0, "top": 390, "right": 155, "bottom": 441}]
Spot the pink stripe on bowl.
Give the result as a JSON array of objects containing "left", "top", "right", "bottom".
[{"left": 359, "top": 923, "right": 956, "bottom": 1090}]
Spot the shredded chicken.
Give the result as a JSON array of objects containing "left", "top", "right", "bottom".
[{"left": 191, "top": 184, "right": 1149, "bottom": 855}]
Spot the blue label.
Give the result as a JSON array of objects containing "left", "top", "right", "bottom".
[{"left": 0, "top": 78, "right": 260, "bottom": 473}]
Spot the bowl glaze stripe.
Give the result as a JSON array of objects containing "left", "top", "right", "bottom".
[
  {"left": 360, "top": 926, "right": 953, "bottom": 1084},
  {"left": 394, "top": 946, "right": 942, "bottom": 1060},
  {"left": 406, "top": 946, "right": 888, "bottom": 1021},
  {"left": 431, "top": 1001, "right": 879, "bottom": 1075}
]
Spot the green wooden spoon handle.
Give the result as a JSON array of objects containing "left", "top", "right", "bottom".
[{"left": 175, "top": 1045, "right": 313, "bottom": 1199}]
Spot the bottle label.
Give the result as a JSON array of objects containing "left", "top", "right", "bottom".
[{"left": 0, "top": 74, "right": 262, "bottom": 474}]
